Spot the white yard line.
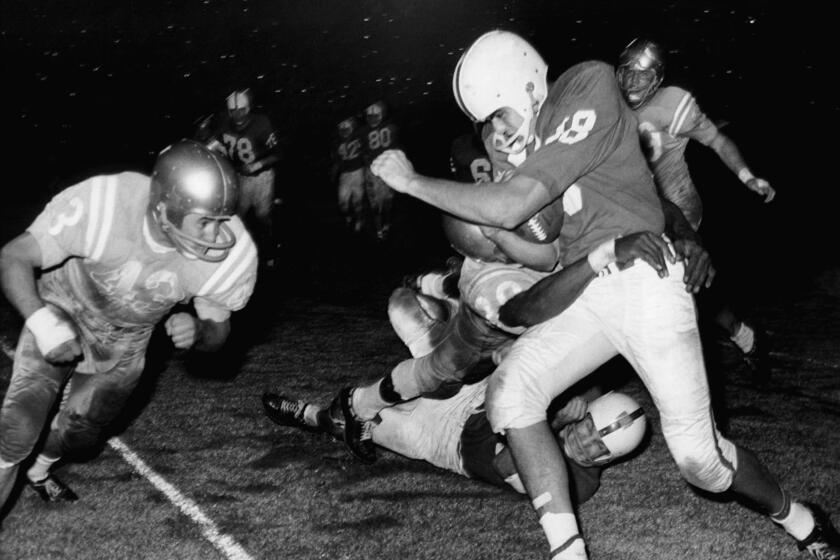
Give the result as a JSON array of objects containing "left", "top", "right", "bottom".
[
  {"left": 108, "top": 438, "right": 256, "bottom": 560},
  {"left": 0, "top": 335, "right": 255, "bottom": 560}
]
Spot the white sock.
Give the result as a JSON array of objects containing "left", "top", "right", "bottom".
[
  {"left": 26, "top": 454, "right": 59, "bottom": 483},
  {"left": 535, "top": 506, "right": 584, "bottom": 559},
  {"left": 773, "top": 501, "right": 816, "bottom": 541},
  {"left": 302, "top": 404, "right": 321, "bottom": 428},
  {"left": 730, "top": 322, "right": 755, "bottom": 354},
  {"left": 351, "top": 383, "right": 390, "bottom": 422}
]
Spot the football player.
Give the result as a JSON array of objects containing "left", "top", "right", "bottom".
[
  {"left": 361, "top": 101, "right": 400, "bottom": 241},
  {"left": 328, "top": 121, "right": 711, "bottom": 470},
  {"left": 195, "top": 88, "right": 282, "bottom": 267},
  {"left": 616, "top": 37, "right": 774, "bottom": 376},
  {"left": 265, "top": 277, "right": 645, "bottom": 502},
  {"left": 332, "top": 116, "right": 367, "bottom": 234},
  {"left": 0, "top": 140, "right": 258, "bottom": 514},
  {"left": 369, "top": 30, "right": 837, "bottom": 560}
]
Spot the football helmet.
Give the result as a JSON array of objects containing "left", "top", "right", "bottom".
[
  {"left": 365, "top": 101, "right": 386, "bottom": 127},
  {"left": 226, "top": 89, "right": 253, "bottom": 129},
  {"left": 616, "top": 38, "right": 665, "bottom": 109},
  {"left": 561, "top": 391, "right": 646, "bottom": 467},
  {"left": 338, "top": 116, "right": 357, "bottom": 139},
  {"left": 453, "top": 30, "right": 548, "bottom": 154},
  {"left": 149, "top": 139, "right": 238, "bottom": 262}
]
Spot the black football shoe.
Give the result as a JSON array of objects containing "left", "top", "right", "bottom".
[
  {"left": 796, "top": 504, "right": 840, "bottom": 560},
  {"left": 328, "top": 387, "right": 377, "bottom": 464},
  {"left": 28, "top": 474, "right": 78, "bottom": 503},
  {"left": 742, "top": 324, "right": 771, "bottom": 380},
  {"left": 262, "top": 393, "right": 309, "bottom": 429}
]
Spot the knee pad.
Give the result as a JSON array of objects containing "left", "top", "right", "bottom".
[
  {"left": 388, "top": 287, "right": 451, "bottom": 358},
  {"left": 662, "top": 419, "right": 737, "bottom": 492}
]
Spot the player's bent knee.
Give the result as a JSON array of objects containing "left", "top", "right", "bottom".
[
  {"left": 665, "top": 430, "right": 737, "bottom": 492},
  {"left": 485, "top": 370, "right": 552, "bottom": 433},
  {"left": 56, "top": 412, "right": 104, "bottom": 454}
]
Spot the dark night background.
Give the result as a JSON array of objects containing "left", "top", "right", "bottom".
[{"left": 0, "top": 0, "right": 833, "bottom": 304}]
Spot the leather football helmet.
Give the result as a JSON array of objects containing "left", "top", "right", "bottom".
[
  {"left": 338, "top": 117, "right": 357, "bottom": 139},
  {"left": 149, "top": 139, "right": 238, "bottom": 262},
  {"left": 365, "top": 101, "right": 386, "bottom": 127},
  {"left": 561, "top": 391, "right": 647, "bottom": 467},
  {"left": 453, "top": 30, "right": 548, "bottom": 154},
  {"left": 226, "top": 89, "right": 253, "bottom": 129},
  {"left": 616, "top": 38, "right": 665, "bottom": 109}
]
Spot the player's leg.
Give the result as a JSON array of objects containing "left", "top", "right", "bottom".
[
  {"left": 619, "top": 260, "right": 837, "bottom": 556},
  {"left": 0, "top": 331, "right": 72, "bottom": 509},
  {"left": 30, "top": 356, "right": 145, "bottom": 501},
  {"left": 486, "top": 301, "right": 619, "bottom": 560}
]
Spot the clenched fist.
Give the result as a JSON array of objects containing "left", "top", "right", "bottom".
[
  {"left": 165, "top": 312, "right": 200, "bottom": 349},
  {"left": 370, "top": 149, "right": 417, "bottom": 193}
]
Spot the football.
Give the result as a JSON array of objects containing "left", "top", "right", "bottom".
[
  {"left": 441, "top": 214, "right": 505, "bottom": 262},
  {"left": 514, "top": 197, "right": 565, "bottom": 243}
]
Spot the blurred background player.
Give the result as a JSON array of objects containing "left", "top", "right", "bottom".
[
  {"left": 0, "top": 140, "right": 257, "bottom": 514},
  {"left": 332, "top": 116, "right": 366, "bottom": 234},
  {"left": 616, "top": 38, "right": 775, "bottom": 376},
  {"left": 361, "top": 100, "right": 400, "bottom": 242},
  {"left": 195, "top": 88, "right": 283, "bottom": 268}
]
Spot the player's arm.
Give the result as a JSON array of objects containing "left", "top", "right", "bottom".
[
  {"left": 499, "top": 233, "right": 675, "bottom": 328},
  {"left": 165, "top": 313, "right": 231, "bottom": 352},
  {"left": 481, "top": 227, "right": 560, "bottom": 271},
  {"left": 0, "top": 232, "right": 82, "bottom": 363},
  {"left": 692, "top": 128, "right": 775, "bottom": 203},
  {"left": 371, "top": 149, "right": 551, "bottom": 228}
]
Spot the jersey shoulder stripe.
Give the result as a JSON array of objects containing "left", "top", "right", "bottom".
[
  {"left": 196, "top": 217, "right": 257, "bottom": 297},
  {"left": 669, "top": 91, "right": 696, "bottom": 137},
  {"left": 84, "top": 175, "right": 119, "bottom": 260}
]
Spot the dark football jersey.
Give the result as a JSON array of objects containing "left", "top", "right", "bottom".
[
  {"left": 450, "top": 132, "right": 492, "bottom": 184},
  {"left": 489, "top": 61, "right": 664, "bottom": 266},
  {"left": 198, "top": 111, "right": 279, "bottom": 173},
  {"left": 335, "top": 131, "right": 365, "bottom": 173},
  {"left": 361, "top": 120, "right": 400, "bottom": 163}
]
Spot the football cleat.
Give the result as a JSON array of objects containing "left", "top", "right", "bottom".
[
  {"left": 742, "top": 325, "right": 771, "bottom": 380},
  {"left": 262, "top": 393, "right": 308, "bottom": 429},
  {"left": 797, "top": 504, "right": 840, "bottom": 560},
  {"left": 328, "top": 387, "right": 377, "bottom": 464},
  {"left": 28, "top": 474, "right": 79, "bottom": 503}
]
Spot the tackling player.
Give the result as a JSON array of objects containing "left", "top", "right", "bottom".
[
  {"left": 369, "top": 30, "right": 838, "bottom": 560},
  {"left": 195, "top": 88, "right": 282, "bottom": 267},
  {"left": 0, "top": 140, "right": 258, "bottom": 515},
  {"left": 616, "top": 38, "right": 774, "bottom": 376}
]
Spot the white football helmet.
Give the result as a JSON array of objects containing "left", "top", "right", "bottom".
[
  {"left": 365, "top": 101, "right": 386, "bottom": 127},
  {"left": 561, "top": 391, "right": 646, "bottom": 467},
  {"left": 453, "top": 30, "right": 548, "bottom": 154},
  {"left": 338, "top": 117, "right": 357, "bottom": 139}
]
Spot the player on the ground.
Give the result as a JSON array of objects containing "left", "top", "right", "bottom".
[
  {"left": 361, "top": 101, "right": 400, "bottom": 241},
  {"left": 332, "top": 116, "right": 367, "bottom": 234},
  {"left": 0, "top": 140, "right": 258, "bottom": 515},
  {"left": 369, "top": 30, "right": 838, "bottom": 560},
  {"left": 616, "top": 37, "right": 774, "bottom": 375},
  {"left": 326, "top": 122, "right": 713, "bottom": 467},
  {"left": 196, "top": 88, "right": 282, "bottom": 267}
]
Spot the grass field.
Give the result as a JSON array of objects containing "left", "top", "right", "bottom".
[{"left": 0, "top": 254, "right": 838, "bottom": 560}]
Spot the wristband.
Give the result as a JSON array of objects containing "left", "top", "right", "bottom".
[
  {"left": 737, "top": 168, "right": 755, "bottom": 185},
  {"left": 587, "top": 238, "right": 616, "bottom": 273},
  {"left": 25, "top": 306, "right": 76, "bottom": 357}
]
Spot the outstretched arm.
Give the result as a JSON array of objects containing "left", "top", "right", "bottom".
[
  {"left": 371, "top": 149, "right": 552, "bottom": 228},
  {"left": 499, "top": 233, "right": 676, "bottom": 328},
  {"left": 660, "top": 199, "right": 715, "bottom": 293},
  {"left": 707, "top": 131, "right": 775, "bottom": 202}
]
